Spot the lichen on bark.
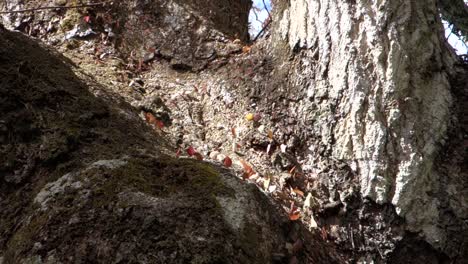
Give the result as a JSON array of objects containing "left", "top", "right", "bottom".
[
  {"left": 272, "top": 0, "right": 457, "bottom": 243},
  {"left": 268, "top": 0, "right": 468, "bottom": 259}
]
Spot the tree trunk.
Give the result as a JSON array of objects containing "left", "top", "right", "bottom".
[{"left": 268, "top": 0, "right": 468, "bottom": 261}]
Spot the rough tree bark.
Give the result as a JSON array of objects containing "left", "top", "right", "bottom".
[
  {"left": 267, "top": 0, "right": 468, "bottom": 261},
  {"left": 275, "top": 0, "right": 449, "bottom": 213}
]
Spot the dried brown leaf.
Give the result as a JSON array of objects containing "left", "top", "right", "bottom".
[
  {"left": 292, "top": 188, "right": 304, "bottom": 197},
  {"left": 231, "top": 127, "right": 237, "bottom": 138},
  {"left": 239, "top": 159, "right": 255, "bottom": 179},
  {"left": 267, "top": 130, "right": 274, "bottom": 140},
  {"left": 289, "top": 166, "right": 296, "bottom": 175}
]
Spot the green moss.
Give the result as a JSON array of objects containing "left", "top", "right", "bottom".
[
  {"left": 80, "top": 156, "right": 234, "bottom": 208},
  {"left": 4, "top": 213, "right": 48, "bottom": 262},
  {"left": 240, "top": 221, "right": 263, "bottom": 260},
  {"left": 65, "top": 39, "right": 80, "bottom": 50},
  {"left": 60, "top": 9, "right": 82, "bottom": 31},
  {"left": 54, "top": 0, "right": 68, "bottom": 6},
  {"left": 185, "top": 161, "right": 235, "bottom": 196}
]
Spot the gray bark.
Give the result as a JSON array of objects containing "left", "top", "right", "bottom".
[{"left": 268, "top": 0, "right": 468, "bottom": 260}]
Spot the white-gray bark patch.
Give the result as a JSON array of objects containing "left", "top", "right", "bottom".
[{"left": 276, "top": 0, "right": 455, "bottom": 246}]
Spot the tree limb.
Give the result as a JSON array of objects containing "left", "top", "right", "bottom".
[
  {"left": 262, "top": 0, "right": 271, "bottom": 18},
  {"left": 252, "top": 17, "right": 272, "bottom": 43}
]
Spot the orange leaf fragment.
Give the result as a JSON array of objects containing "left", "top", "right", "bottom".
[
  {"left": 193, "top": 152, "right": 204, "bottom": 161},
  {"left": 289, "top": 166, "right": 296, "bottom": 175},
  {"left": 239, "top": 159, "right": 252, "bottom": 172},
  {"left": 239, "top": 159, "right": 255, "bottom": 179},
  {"left": 242, "top": 46, "right": 251, "bottom": 53},
  {"left": 267, "top": 130, "right": 274, "bottom": 140},
  {"left": 288, "top": 201, "right": 301, "bottom": 221},
  {"left": 145, "top": 112, "right": 157, "bottom": 124},
  {"left": 145, "top": 112, "right": 164, "bottom": 129},
  {"left": 223, "top": 156, "right": 232, "bottom": 167},
  {"left": 231, "top": 127, "right": 237, "bottom": 138},
  {"left": 289, "top": 212, "right": 301, "bottom": 221},
  {"left": 292, "top": 188, "right": 304, "bottom": 197}
]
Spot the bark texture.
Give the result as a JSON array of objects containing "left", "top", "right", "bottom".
[{"left": 269, "top": 0, "right": 468, "bottom": 259}]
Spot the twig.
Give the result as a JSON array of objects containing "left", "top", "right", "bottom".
[
  {"left": 251, "top": 1, "right": 272, "bottom": 42},
  {"left": 252, "top": 0, "right": 271, "bottom": 42},
  {"left": 0, "top": 2, "right": 107, "bottom": 14},
  {"left": 251, "top": 6, "right": 261, "bottom": 24},
  {"left": 262, "top": 0, "right": 271, "bottom": 18},
  {"left": 252, "top": 17, "right": 272, "bottom": 43},
  {"left": 446, "top": 23, "right": 454, "bottom": 41}
]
